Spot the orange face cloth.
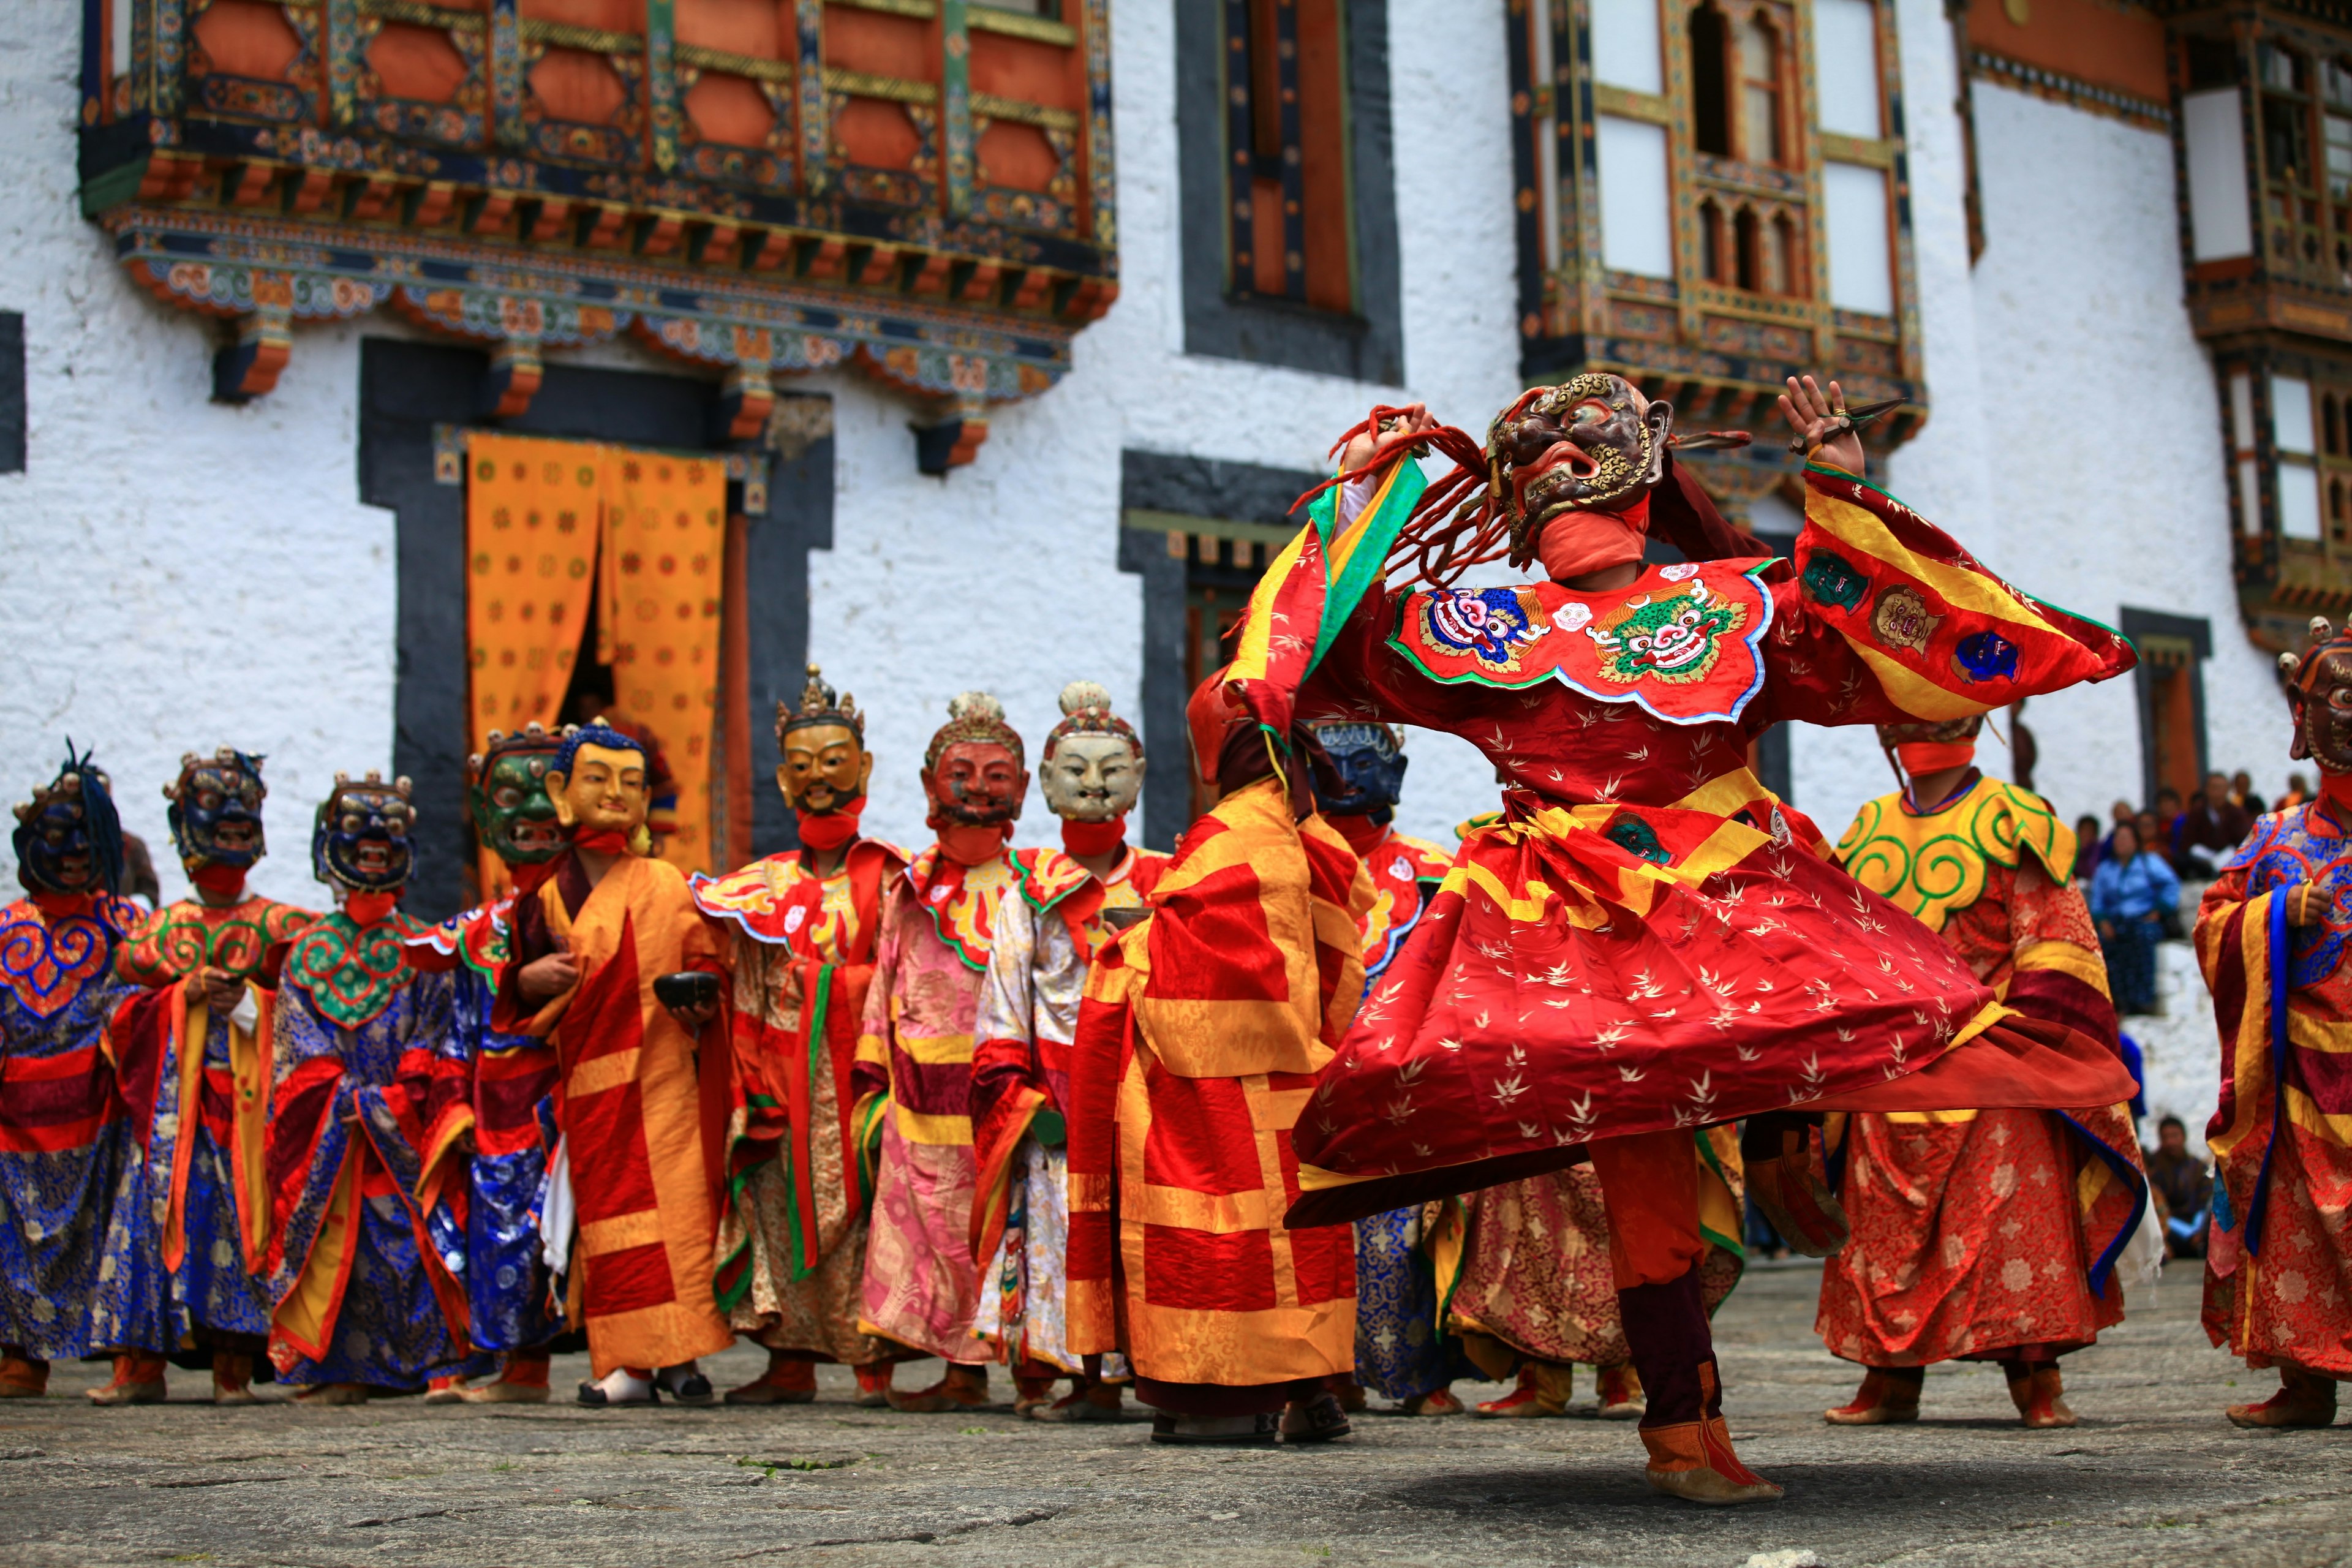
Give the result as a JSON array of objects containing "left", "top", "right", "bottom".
[
  {"left": 1061, "top": 816, "right": 1128, "bottom": 859},
  {"left": 1896, "top": 741, "right": 1977, "bottom": 777},
  {"left": 1537, "top": 497, "right": 1651, "bottom": 582}
]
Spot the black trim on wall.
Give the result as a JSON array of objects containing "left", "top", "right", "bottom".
[
  {"left": 2118, "top": 606, "right": 2212, "bottom": 813},
  {"left": 0, "top": 313, "right": 23, "bottom": 474},
  {"left": 1176, "top": 0, "right": 1403, "bottom": 384},
  {"left": 1118, "top": 451, "right": 1322, "bottom": 850},
  {"left": 360, "top": 338, "right": 827, "bottom": 918}
]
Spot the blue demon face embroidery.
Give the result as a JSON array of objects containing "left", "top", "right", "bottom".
[
  {"left": 1952, "top": 630, "right": 2021, "bottom": 684},
  {"left": 1420, "top": 588, "right": 1548, "bottom": 671}
]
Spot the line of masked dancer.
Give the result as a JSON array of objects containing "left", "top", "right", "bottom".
[{"left": 2, "top": 374, "right": 2339, "bottom": 1504}]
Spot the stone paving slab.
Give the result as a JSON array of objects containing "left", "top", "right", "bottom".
[{"left": 0, "top": 1262, "right": 2344, "bottom": 1567}]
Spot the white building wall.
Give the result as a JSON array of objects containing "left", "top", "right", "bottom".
[{"left": 0, "top": 0, "right": 2297, "bottom": 930}]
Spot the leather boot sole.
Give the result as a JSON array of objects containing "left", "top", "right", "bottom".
[
  {"left": 458, "top": 1382, "right": 551, "bottom": 1404},
  {"left": 724, "top": 1383, "right": 816, "bottom": 1406},
  {"left": 87, "top": 1381, "right": 167, "bottom": 1406},
  {"left": 1645, "top": 1466, "right": 1785, "bottom": 1505},
  {"left": 1824, "top": 1403, "right": 1918, "bottom": 1425}
]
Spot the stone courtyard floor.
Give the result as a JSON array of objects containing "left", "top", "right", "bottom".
[{"left": 0, "top": 1261, "right": 2345, "bottom": 1567}]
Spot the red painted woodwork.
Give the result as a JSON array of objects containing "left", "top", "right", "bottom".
[
  {"left": 532, "top": 47, "right": 629, "bottom": 125},
  {"left": 969, "top": 31, "right": 1075, "bottom": 109},
  {"left": 834, "top": 97, "right": 920, "bottom": 169},
  {"left": 192, "top": 0, "right": 303, "bottom": 81},
  {"left": 519, "top": 0, "right": 646, "bottom": 34},
  {"left": 823, "top": 8, "right": 934, "bottom": 81},
  {"left": 976, "top": 119, "right": 1055, "bottom": 192},
  {"left": 369, "top": 23, "right": 470, "bottom": 105},
  {"left": 685, "top": 71, "right": 774, "bottom": 146},
  {"left": 676, "top": 0, "right": 782, "bottom": 58}
]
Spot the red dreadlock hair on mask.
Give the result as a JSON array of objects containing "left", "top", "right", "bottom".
[{"left": 1286, "top": 404, "right": 1515, "bottom": 590}]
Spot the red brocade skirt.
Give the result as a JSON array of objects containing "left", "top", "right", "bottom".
[{"left": 1288, "top": 790, "right": 2136, "bottom": 1227}]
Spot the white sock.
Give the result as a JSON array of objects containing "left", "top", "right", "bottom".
[
  {"left": 589, "top": 1366, "right": 654, "bottom": 1402},
  {"left": 655, "top": 1363, "right": 701, "bottom": 1393}
]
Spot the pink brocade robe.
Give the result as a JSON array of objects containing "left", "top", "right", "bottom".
[{"left": 853, "top": 847, "right": 1022, "bottom": 1363}]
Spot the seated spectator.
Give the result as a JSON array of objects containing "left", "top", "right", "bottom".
[
  {"left": 2145, "top": 1115, "right": 2211, "bottom": 1259},
  {"left": 2091, "top": 821, "right": 2179, "bottom": 1016},
  {"left": 2280, "top": 772, "right": 2313, "bottom": 811},
  {"left": 2072, "top": 813, "right": 2104, "bottom": 883},
  {"left": 2136, "top": 810, "right": 2191, "bottom": 909},
  {"left": 2230, "top": 769, "right": 2267, "bottom": 818},
  {"left": 2173, "top": 771, "right": 2251, "bottom": 878}
]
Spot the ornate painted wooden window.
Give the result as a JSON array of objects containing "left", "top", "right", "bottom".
[
  {"left": 2174, "top": 11, "right": 2352, "bottom": 648},
  {"left": 1509, "top": 0, "right": 1923, "bottom": 522},
  {"left": 1224, "top": 0, "right": 1354, "bottom": 314},
  {"left": 78, "top": 0, "right": 1115, "bottom": 467}
]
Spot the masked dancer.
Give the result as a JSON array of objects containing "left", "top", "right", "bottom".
[
  {"left": 1817, "top": 717, "right": 2145, "bottom": 1427},
  {"left": 972, "top": 681, "right": 1169, "bottom": 1421},
  {"left": 1240, "top": 375, "right": 2137, "bottom": 1502},
  {"left": 0, "top": 751, "right": 147, "bottom": 1401},
  {"left": 102, "top": 750, "right": 315, "bottom": 1404},
  {"left": 690, "top": 668, "right": 907, "bottom": 1408},
  {"left": 2198, "top": 617, "right": 2352, "bottom": 1427},
  {"left": 497, "top": 720, "right": 733, "bottom": 1406},
  {"left": 855, "top": 693, "right": 1038, "bottom": 1412},
  {"left": 401, "top": 724, "right": 570, "bottom": 1403},
  {"left": 262, "top": 773, "right": 489, "bottom": 1402},
  {"left": 1298, "top": 720, "right": 1468, "bottom": 1417}
]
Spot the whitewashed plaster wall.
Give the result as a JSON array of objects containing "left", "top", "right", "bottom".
[
  {"left": 0, "top": 7, "right": 397, "bottom": 914},
  {"left": 0, "top": 0, "right": 1531, "bottom": 901},
  {"left": 1793, "top": 12, "right": 2290, "bottom": 850},
  {"left": 799, "top": 0, "right": 1526, "bottom": 856}
]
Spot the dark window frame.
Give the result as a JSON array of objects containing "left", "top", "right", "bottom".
[
  {"left": 1177, "top": 0, "right": 1403, "bottom": 383},
  {"left": 361, "top": 339, "right": 830, "bottom": 918},
  {"left": 2118, "top": 606, "right": 2213, "bottom": 813}
]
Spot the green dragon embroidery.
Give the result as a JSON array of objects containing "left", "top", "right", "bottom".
[{"left": 1587, "top": 581, "right": 1747, "bottom": 687}]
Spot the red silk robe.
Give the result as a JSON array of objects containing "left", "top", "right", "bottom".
[{"left": 1286, "top": 463, "right": 2141, "bottom": 1222}]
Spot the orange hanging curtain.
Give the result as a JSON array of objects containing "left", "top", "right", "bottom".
[
  {"left": 464, "top": 432, "right": 602, "bottom": 901},
  {"left": 598, "top": 448, "right": 728, "bottom": 878}
]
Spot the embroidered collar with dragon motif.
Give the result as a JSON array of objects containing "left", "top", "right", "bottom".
[
  {"left": 0, "top": 895, "right": 141, "bottom": 1019},
  {"left": 402, "top": 898, "right": 511, "bottom": 977},
  {"left": 1389, "top": 559, "right": 1777, "bottom": 726},
  {"left": 283, "top": 910, "right": 426, "bottom": 1028},
  {"left": 1834, "top": 776, "right": 2072, "bottom": 933}
]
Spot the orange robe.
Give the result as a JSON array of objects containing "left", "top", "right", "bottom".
[
  {"left": 498, "top": 850, "right": 731, "bottom": 1376},
  {"left": 1067, "top": 777, "right": 1369, "bottom": 1397}
]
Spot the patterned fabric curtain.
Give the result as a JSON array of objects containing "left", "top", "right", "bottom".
[
  {"left": 464, "top": 433, "right": 602, "bottom": 900},
  {"left": 464, "top": 432, "right": 729, "bottom": 893}
]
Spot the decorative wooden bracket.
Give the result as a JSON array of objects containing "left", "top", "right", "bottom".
[
  {"left": 912, "top": 394, "right": 989, "bottom": 476},
  {"left": 211, "top": 306, "right": 292, "bottom": 404},
  {"left": 712, "top": 358, "right": 775, "bottom": 444},
  {"left": 477, "top": 339, "right": 544, "bottom": 420}
]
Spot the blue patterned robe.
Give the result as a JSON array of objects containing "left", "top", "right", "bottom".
[
  {"left": 264, "top": 916, "right": 488, "bottom": 1390},
  {"left": 1346, "top": 845, "right": 1472, "bottom": 1400},
  {"left": 450, "top": 959, "right": 559, "bottom": 1353},
  {"left": 0, "top": 896, "right": 149, "bottom": 1360}
]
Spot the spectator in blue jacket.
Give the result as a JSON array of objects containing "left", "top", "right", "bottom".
[{"left": 2090, "top": 821, "right": 2180, "bottom": 1015}]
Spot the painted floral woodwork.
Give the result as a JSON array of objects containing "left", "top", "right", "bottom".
[{"left": 78, "top": 0, "right": 1117, "bottom": 462}]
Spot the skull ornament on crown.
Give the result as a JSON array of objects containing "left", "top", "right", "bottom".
[
  {"left": 467, "top": 723, "right": 567, "bottom": 868},
  {"left": 1488, "top": 372, "right": 1675, "bottom": 567},
  {"left": 312, "top": 771, "right": 417, "bottom": 894},
  {"left": 1308, "top": 721, "right": 1408, "bottom": 822},
  {"left": 2282, "top": 615, "right": 2352, "bottom": 777},
  {"left": 1039, "top": 681, "right": 1144, "bottom": 825},
  {"left": 164, "top": 748, "right": 268, "bottom": 873},
  {"left": 11, "top": 747, "right": 125, "bottom": 899}
]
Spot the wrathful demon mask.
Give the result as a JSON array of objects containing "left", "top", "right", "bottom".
[
  {"left": 12, "top": 745, "right": 125, "bottom": 898},
  {"left": 2285, "top": 616, "right": 2352, "bottom": 776},
  {"left": 777, "top": 664, "right": 872, "bottom": 818},
  {"left": 1489, "top": 373, "right": 1674, "bottom": 564},
  {"left": 312, "top": 771, "right": 417, "bottom": 892},
  {"left": 1040, "top": 681, "right": 1144, "bottom": 824},
  {"left": 923, "top": 692, "right": 1028, "bottom": 829},
  {"left": 165, "top": 748, "right": 268, "bottom": 872},
  {"left": 468, "top": 724, "right": 565, "bottom": 867},
  {"left": 1308, "top": 721, "right": 1408, "bottom": 821}
]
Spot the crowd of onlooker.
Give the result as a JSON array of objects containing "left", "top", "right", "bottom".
[{"left": 2070, "top": 769, "right": 2295, "bottom": 1015}]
